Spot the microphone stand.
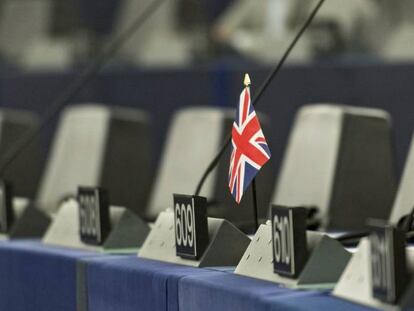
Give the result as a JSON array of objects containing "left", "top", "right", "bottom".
[{"left": 252, "top": 179, "right": 259, "bottom": 230}]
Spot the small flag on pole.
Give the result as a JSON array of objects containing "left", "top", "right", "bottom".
[{"left": 228, "top": 74, "right": 271, "bottom": 204}]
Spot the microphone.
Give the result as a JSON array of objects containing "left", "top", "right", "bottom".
[
  {"left": 195, "top": 0, "right": 326, "bottom": 196},
  {"left": 0, "top": 0, "right": 167, "bottom": 175}
]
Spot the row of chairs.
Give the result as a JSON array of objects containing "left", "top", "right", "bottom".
[
  {"left": 3, "top": 0, "right": 414, "bottom": 69},
  {"left": 0, "top": 0, "right": 198, "bottom": 68},
  {"left": 1, "top": 102, "right": 410, "bottom": 234}
]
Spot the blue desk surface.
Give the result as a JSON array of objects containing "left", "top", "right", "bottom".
[
  {"left": 84, "top": 256, "right": 222, "bottom": 311},
  {"left": 0, "top": 240, "right": 380, "bottom": 311},
  {"left": 179, "top": 272, "right": 376, "bottom": 311},
  {"left": 0, "top": 240, "right": 98, "bottom": 311},
  {"left": 84, "top": 255, "right": 377, "bottom": 311}
]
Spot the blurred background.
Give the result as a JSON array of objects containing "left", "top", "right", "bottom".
[
  {"left": 1, "top": 0, "right": 413, "bottom": 69},
  {"left": 1, "top": 0, "right": 414, "bottom": 178}
]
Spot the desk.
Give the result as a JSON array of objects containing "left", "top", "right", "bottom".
[
  {"left": 84, "top": 256, "right": 221, "bottom": 311},
  {"left": 0, "top": 240, "right": 379, "bottom": 311},
  {"left": 179, "top": 271, "right": 375, "bottom": 311},
  {"left": 0, "top": 240, "right": 98, "bottom": 311},
  {"left": 82, "top": 255, "right": 376, "bottom": 311}
]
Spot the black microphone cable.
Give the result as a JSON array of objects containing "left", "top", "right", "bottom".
[
  {"left": 194, "top": 0, "right": 326, "bottom": 196},
  {"left": 336, "top": 207, "right": 414, "bottom": 247},
  {"left": 0, "top": 0, "right": 167, "bottom": 175}
]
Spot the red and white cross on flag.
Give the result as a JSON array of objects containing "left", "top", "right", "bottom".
[{"left": 228, "top": 74, "right": 271, "bottom": 204}]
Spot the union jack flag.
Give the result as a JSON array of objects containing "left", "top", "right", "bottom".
[{"left": 229, "top": 75, "right": 271, "bottom": 204}]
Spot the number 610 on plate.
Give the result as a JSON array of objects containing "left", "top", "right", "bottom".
[{"left": 271, "top": 206, "right": 308, "bottom": 278}]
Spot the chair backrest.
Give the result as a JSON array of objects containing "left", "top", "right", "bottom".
[
  {"left": 0, "top": 109, "right": 42, "bottom": 198},
  {"left": 145, "top": 107, "right": 228, "bottom": 220},
  {"left": 273, "top": 104, "right": 396, "bottom": 230},
  {"left": 390, "top": 132, "right": 414, "bottom": 224},
  {"left": 0, "top": 0, "right": 52, "bottom": 61},
  {"left": 36, "top": 104, "right": 152, "bottom": 216},
  {"left": 112, "top": 0, "right": 189, "bottom": 65}
]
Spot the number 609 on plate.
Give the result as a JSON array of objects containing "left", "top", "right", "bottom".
[{"left": 173, "top": 194, "right": 209, "bottom": 260}]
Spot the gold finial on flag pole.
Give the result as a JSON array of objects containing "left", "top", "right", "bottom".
[{"left": 244, "top": 73, "right": 251, "bottom": 87}]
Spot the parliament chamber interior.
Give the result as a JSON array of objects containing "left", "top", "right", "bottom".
[{"left": 1, "top": 0, "right": 414, "bottom": 310}]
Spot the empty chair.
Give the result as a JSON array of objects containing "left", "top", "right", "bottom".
[
  {"left": 36, "top": 104, "right": 152, "bottom": 216},
  {"left": 381, "top": 22, "right": 414, "bottom": 61},
  {"left": 288, "top": 0, "right": 383, "bottom": 56},
  {"left": 112, "top": 0, "right": 192, "bottom": 66},
  {"left": 0, "top": 109, "right": 42, "bottom": 198},
  {"left": 272, "top": 104, "right": 396, "bottom": 230},
  {"left": 145, "top": 107, "right": 275, "bottom": 232},
  {"left": 0, "top": 0, "right": 52, "bottom": 63},
  {"left": 0, "top": 0, "right": 75, "bottom": 69},
  {"left": 380, "top": 0, "right": 414, "bottom": 61}
]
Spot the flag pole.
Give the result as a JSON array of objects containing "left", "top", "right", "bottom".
[
  {"left": 252, "top": 179, "right": 259, "bottom": 231},
  {"left": 244, "top": 74, "right": 259, "bottom": 231}
]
